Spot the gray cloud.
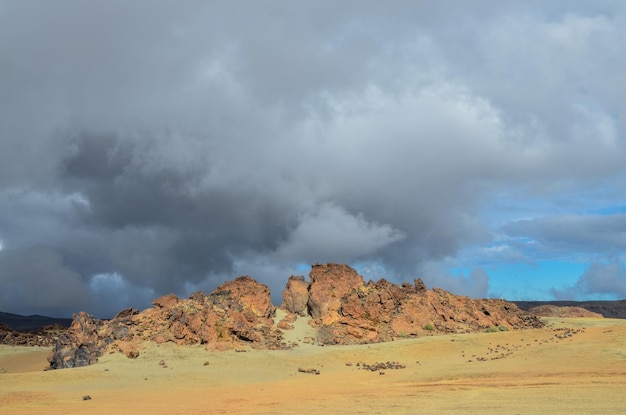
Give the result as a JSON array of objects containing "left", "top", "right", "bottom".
[
  {"left": 553, "top": 261, "right": 626, "bottom": 300},
  {"left": 504, "top": 214, "right": 626, "bottom": 260},
  {"left": 1, "top": 1, "right": 626, "bottom": 316},
  {"left": 419, "top": 262, "right": 490, "bottom": 299}
]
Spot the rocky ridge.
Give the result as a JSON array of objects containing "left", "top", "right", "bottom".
[{"left": 47, "top": 263, "right": 543, "bottom": 370}]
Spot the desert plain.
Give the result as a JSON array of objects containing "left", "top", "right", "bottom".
[{"left": 1, "top": 314, "right": 625, "bottom": 415}]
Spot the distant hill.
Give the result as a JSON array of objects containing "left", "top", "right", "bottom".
[
  {"left": 0, "top": 311, "right": 72, "bottom": 331},
  {"left": 514, "top": 300, "right": 626, "bottom": 319}
]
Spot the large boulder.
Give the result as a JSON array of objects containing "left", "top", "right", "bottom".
[
  {"left": 48, "top": 311, "right": 104, "bottom": 369},
  {"left": 281, "top": 276, "right": 310, "bottom": 316},
  {"left": 307, "top": 263, "right": 364, "bottom": 325}
]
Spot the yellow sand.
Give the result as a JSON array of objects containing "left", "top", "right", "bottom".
[{"left": 1, "top": 317, "right": 625, "bottom": 415}]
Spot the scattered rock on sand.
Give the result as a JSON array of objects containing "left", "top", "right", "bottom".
[{"left": 297, "top": 367, "right": 320, "bottom": 375}]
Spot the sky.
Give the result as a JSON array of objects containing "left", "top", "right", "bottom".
[{"left": 1, "top": 1, "right": 626, "bottom": 318}]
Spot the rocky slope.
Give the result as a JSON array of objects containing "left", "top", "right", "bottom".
[{"left": 47, "top": 263, "right": 542, "bottom": 370}]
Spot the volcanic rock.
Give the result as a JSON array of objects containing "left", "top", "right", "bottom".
[{"left": 48, "top": 311, "right": 104, "bottom": 369}]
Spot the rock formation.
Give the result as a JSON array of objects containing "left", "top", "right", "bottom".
[
  {"left": 47, "top": 263, "right": 543, "bottom": 369},
  {"left": 281, "top": 263, "right": 542, "bottom": 345},
  {"left": 48, "top": 276, "right": 285, "bottom": 369}
]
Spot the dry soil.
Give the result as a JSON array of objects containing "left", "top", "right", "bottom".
[{"left": 1, "top": 316, "right": 625, "bottom": 414}]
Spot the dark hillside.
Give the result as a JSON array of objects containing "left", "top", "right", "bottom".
[
  {"left": 0, "top": 312, "right": 72, "bottom": 331},
  {"left": 514, "top": 300, "right": 626, "bottom": 319}
]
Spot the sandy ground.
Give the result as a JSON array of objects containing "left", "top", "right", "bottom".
[{"left": 1, "top": 316, "right": 625, "bottom": 415}]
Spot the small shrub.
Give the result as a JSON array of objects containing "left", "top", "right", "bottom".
[
  {"left": 485, "top": 325, "right": 509, "bottom": 333},
  {"left": 424, "top": 323, "right": 434, "bottom": 331}
]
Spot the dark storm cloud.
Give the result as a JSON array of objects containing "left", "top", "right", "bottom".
[
  {"left": 59, "top": 131, "right": 296, "bottom": 288},
  {"left": 1, "top": 1, "right": 626, "bottom": 316},
  {"left": 0, "top": 246, "right": 90, "bottom": 316}
]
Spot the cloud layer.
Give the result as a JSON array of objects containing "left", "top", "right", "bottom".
[{"left": 1, "top": 1, "right": 625, "bottom": 316}]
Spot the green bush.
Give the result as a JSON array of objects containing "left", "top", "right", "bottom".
[
  {"left": 486, "top": 325, "right": 509, "bottom": 333},
  {"left": 424, "top": 323, "right": 434, "bottom": 331}
]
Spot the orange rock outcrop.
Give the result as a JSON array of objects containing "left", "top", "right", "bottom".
[
  {"left": 48, "top": 263, "right": 543, "bottom": 369},
  {"left": 281, "top": 263, "right": 542, "bottom": 344}
]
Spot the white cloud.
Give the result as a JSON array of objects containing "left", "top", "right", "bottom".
[{"left": 275, "top": 202, "right": 405, "bottom": 263}]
